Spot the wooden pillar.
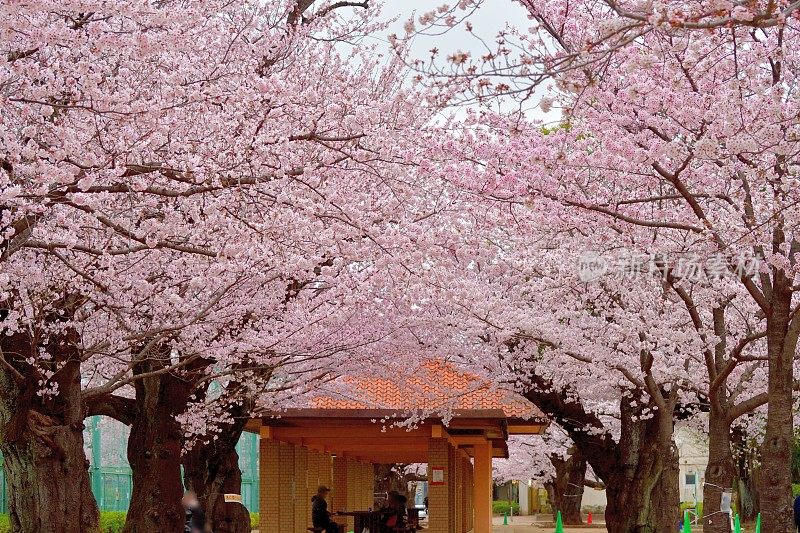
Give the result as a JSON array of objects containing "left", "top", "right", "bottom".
[
  {"left": 473, "top": 441, "right": 492, "bottom": 533},
  {"left": 467, "top": 455, "right": 474, "bottom": 531},
  {"left": 454, "top": 450, "right": 464, "bottom": 533}
]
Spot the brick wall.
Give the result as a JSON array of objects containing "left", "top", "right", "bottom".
[
  {"left": 320, "top": 452, "right": 332, "bottom": 489},
  {"left": 362, "top": 461, "right": 374, "bottom": 510},
  {"left": 259, "top": 438, "right": 281, "bottom": 528},
  {"left": 278, "top": 442, "right": 295, "bottom": 532},
  {"left": 427, "top": 438, "right": 453, "bottom": 533},
  {"left": 294, "top": 447, "right": 308, "bottom": 533},
  {"left": 332, "top": 456, "right": 352, "bottom": 529}
]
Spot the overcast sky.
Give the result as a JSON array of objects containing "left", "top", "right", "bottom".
[{"left": 369, "top": 1, "right": 554, "bottom": 122}]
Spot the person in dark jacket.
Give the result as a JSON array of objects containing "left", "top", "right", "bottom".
[
  {"left": 311, "top": 486, "right": 339, "bottom": 533},
  {"left": 379, "top": 491, "right": 406, "bottom": 533},
  {"left": 794, "top": 494, "right": 800, "bottom": 532},
  {"left": 182, "top": 491, "right": 206, "bottom": 533}
]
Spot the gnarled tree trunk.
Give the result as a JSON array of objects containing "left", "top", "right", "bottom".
[
  {"left": 0, "top": 330, "right": 99, "bottom": 533},
  {"left": 183, "top": 401, "right": 251, "bottom": 533},
  {"left": 524, "top": 379, "right": 679, "bottom": 533},
  {"left": 544, "top": 448, "right": 586, "bottom": 525},
  {"left": 702, "top": 410, "right": 736, "bottom": 533},
  {"left": 603, "top": 398, "right": 679, "bottom": 533},
  {"left": 122, "top": 356, "right": 193, "bottom": 533},
  {"left": 732, "top": 426, "right": 760, "bottom": 521}
]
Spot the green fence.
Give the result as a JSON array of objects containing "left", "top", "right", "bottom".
[
  {"left": 0, "top": 416, "right": 259, "bottom": 513},
  {"left": 0, "top": 456, "right": 7, "bottom": 514}
]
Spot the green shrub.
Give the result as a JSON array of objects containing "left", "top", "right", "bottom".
[
  {"left": 793, "top": 484, "right": 800, "bottom": 497},
  {"left": 0, "top": 514, "right": 9, "bottom": 533},
  {"left": 679, "top": 502, "right": 703, "bottom": 521},
  {"left": 492, "top": 500, "right": 520, "bottom": 515},
  {"left": 99, "top": 511, "right": 127, "bottom": 533},
  {"left": 250, "top": 512, "right": 260, "bottom": 528}
]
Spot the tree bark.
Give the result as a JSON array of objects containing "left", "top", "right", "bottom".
[
  {"left": 183, "top": 406, "right": 251, "bottom": 533},
  {"left": 602, "top": 396, "right": 680, "bottom": 533},
  {"left": 545, "top": 448, "right": 586, "bottom": 525},
  {"left": 760, "top": 279, "right": 796, "bottom": 531},
  {"left": 702, "top": 410, "right": 736, "bottom": 533},
  {"left": 523, "top": 379, "right": 680, "bottom": 533},
  {"left": 122, "top": 356, "right": 193, "bottom": 533},
  {"left": 0, "top": 330, "right": 100, "bottom": 533}
]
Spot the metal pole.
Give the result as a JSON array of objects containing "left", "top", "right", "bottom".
[{"left": 90, "top": 416, "right": 103, "bottom": 508}]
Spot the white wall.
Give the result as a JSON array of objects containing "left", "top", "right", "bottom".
[
  {"left": 675, "top": 427, "right": 709, "bottom": 503},
  {"left": 514, "top": 428, "right": 711, "bottom": 511}
]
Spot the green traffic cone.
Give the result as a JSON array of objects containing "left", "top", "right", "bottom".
[
  {"left": 683, "top": 509, "right": 692, "bottom": 533},
  {"left": 503, "top": 512, "right": 508, "bottom": 526},
  {"left": 554, "top": 511, "right": 564, "bottom": 533},
  {"left": 733, "top": 514, "right": 741, "bottom": 533},
  {"left": 754, "top": 513, "right": 761, "bottom": 533}
]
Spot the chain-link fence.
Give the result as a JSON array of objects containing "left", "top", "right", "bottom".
[{"left": 0, "top": 416, "right": 259, "bottom": 513}]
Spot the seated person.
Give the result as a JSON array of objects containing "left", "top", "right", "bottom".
[
  {"left": 311, "top": 486, "right": 338, "bottom": 533},
  {"left": 182, "top": 491, "right": 206, "bottom": 533},
  {"left": 379, "top": 491, "right": 406, "bottom": 532}
]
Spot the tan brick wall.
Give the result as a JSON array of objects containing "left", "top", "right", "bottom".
[
  {"left": 332, "top": 455, "right": 352, "bottom": 529},
  {"left": 363, "top": 461, "right": 374, "bottom": 510},
  {"left": 294, "top": 447, "right": 309, "bottom": 533},
  {"left": 308, "top": 449, "right": 321, "bottom": 494},
  {"left": 427, "top": 438, "right": 453, "bottom": 533},
  {"left": 278, "top": 442, "right": 296, "bottom": 532},
  {"left": 259, "top": 438, "right": 281, "bottom": 528},
  {"left": 320, "top": 452, "right": 332, "bottom": 489}
]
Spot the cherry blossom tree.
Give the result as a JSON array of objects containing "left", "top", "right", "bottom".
[
  {"left": 496, "top": 431, "right": 602, "bottom": 525},
  {"left": 0, "top": 0, "right": 456, "bottom": 530},
  {"left": 403, "top": 0, "right": 800, "bottom": 529}
]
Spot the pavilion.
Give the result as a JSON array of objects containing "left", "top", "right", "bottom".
[{"left": 245, "top": 360, "right": 548, "bottom": 533}]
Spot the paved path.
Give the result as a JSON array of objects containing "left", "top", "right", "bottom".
[
  {"left": 492, "top": 525, "right": 606, "bottom": 533},
  {"left": 492, "top": 515, "right": 608, "bottom": 531}
]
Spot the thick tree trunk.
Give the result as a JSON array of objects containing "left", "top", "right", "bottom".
[
  {"left": 0, "top": 331, "right": 99, "bottom": 533},
  {"left": 523, "top": 379, "right": 679, "bottom": 533},
  {"left": 702, "top": 411, "right": 735, "bottom": 533},
  {"left": 122, "top": 359, "right": 193, "bottom": 533},
  {"left": 760, "top": 282, "right": 795, "bottom": 531},
  {"left": 183, "top": 412, "right": 250, "bottom": 533},
  {"left": 602, "top": 401, "right": 680, "bottom": 533},
  {"left": 545, "top": 448, "right": 586, "bottom": 524}
]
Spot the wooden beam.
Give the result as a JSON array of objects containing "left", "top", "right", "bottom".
[
  {"left": 508, "top": 424, "right": 548, "bottom": 434},
  {"left": 271, "top": 426, "right": 431, "bottom": 439}
]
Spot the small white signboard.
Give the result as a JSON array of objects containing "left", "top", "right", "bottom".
[
  {"left": 224, "top": 494, "right": 243, "bottom": 504},
  {"left": 720, "top": 491, "right": 732, "bottom": 513}
]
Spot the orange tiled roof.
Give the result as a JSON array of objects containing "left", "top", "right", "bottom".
[{"left": 311, "top": 359, "right": 539, "bottom": 419}]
